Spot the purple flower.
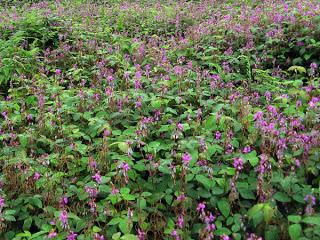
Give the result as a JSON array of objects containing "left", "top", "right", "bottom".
[
  {"left": 89, "top": 157, "right": 97, "bottom": 170},
  {"left": 215, "top": 131, "right": 221, "bottom": 140},
  {"left": 119, "top": 162, "right": 130, "bottom": 172},
  {"left": 111, "top": 187, "right": 119, "bottom": 195},
  {"left": 233, "top": 157, "right": 244, "bottom": 171},
  {"left": 171, "top": 229, "right": 180, "bottom": 240},
  {"left": 197, "top": 202, "right": 206, "bottom": 213},
  {"left": 177, "top": 123, "right": 184, "bottom": 131},
  {"left": 48, "top": 231, "right": 57, "bottom": 239},
  {"left": 310, "top": 62, "right": 318, "bottom": 76},
  {"left": 85, "top": 186, "right": 98, "bottom": 198},
  {"left": 254, "top": 111, "right": 263, "bottom": 121},
  {"left": 27, "top": 114, "right": 33, "bottom": 121},
  {"left": 310, "top": 63, "right": 318, "bottom": 70},
  {"left": 1, "top": 111, "right": 7, "bottom": 119},
  {"left": 221, "top": 235, "right": 231, "bottom": 240},
  {"left": 55, "top": 69, "right": 61, "bottom": 75},
  {"left": 33, "top": 172, "right": 41, "bottom": 180},
  {"left": 177, "top": 193, "right": 186, "bottom": 202},
  {"left": 67, "top": 231, "right": 78, "bottom": 240},
  {"left": 103, "top": 129, "right": 111, "bottom": 137},
  {"left": 94, "top": 233, "right": 105, "bottom": 240},
  {"left": 304, "top": 195, "right": 316, "bottom": 206},
  {"left": 182, "top": 153, "right": 192, "bottom": 165},
  {"left": 59, "top": 210, "right": 68, "bottom": 229},
  {"left": 243, "top": 146, "right": 251, "bottom": 153},
  {"left": 92, "top": 172, "right": 102, "bottom": 184},
  {"left": 177, "top": 215, "right": 184, "bottom": 229},
  {"left": 137, "top": 228, "right": 146, "bottom": 240},
  {"left": 60, "top": 196, "right": 68, "bottom": 207},
  {"left": 0, "top": 197, "right": 5, "bottom": 211},
  {"left": 107, "top": 75, "right": 114, "bottom": 83}
]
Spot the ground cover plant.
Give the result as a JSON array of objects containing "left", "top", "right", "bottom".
[{"left": 0, "top": 0, "right": 320, "bottom": 239}]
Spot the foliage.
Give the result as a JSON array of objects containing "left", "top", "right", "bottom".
[{"left": 0, "top": 0, "right": 320, "bottom": 239}]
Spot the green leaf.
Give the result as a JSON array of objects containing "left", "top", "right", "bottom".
[
  {"left": 118, "top": 142, "right": 129, "bottom": 153},
  {"left": 4, "top": 215, "right": 16, "bottom": 221},
  {"left": 93, "top": 226, "right": 101, "bottom": 233},
  {"left": 112, "top": 232, "right": 121, "bottom": 240},
  {"left": 239, "top": 189, "right": 256, "bottom": 199},
  {"left": 138, "top": 198, "right": 146, "bottom": 209},
  {"left": 288, "top": 66, "right": 306, "bottom": 74},
  {"left": 19, "top": 134, "right": 29, "bottom": 147},
  {"left": 16, "top": 231, "right": 32, "bottom": 237},
  {"left": 288, "top": 215, "right": 301, "bottom": 223},
  {"left": 248, "top": 204, "right": 264, "bottom": 219},
  {"left": 119, "top": 218, "right": 130, "bottom": 234},
  {"left": 263, "top": 204, "right": 274, "bottom": 223},
  {"left": 4, "top": 210, "right": 16, "bottom": 215},
  {"left": 302, "top": 216, "right": 320, "bottom": 226},
  {"left": 243, "top": 150, "right": 259, "bottom": 167},
  {"left": 288, "top": 224, "right": 302, "bottom": 240},
  {"left": 214, "top": 227, "right": 231, "bottom": 236},
  {"left": 28, "top": 197, "right": 42, "bottom": 208},
  {"left": 196, "top": 175, "right": 212, "bottom": 189},
  {"left": 273, "top": 192, "right": 291, "bottom": 202},
  {"left": 151, "top": 100, "right": 162, "bottom": 109},
  {"left": 217, "top": 199, "right": 230, "bottom": 217},
  {"left": 205, "top": 115, "right": 216, "bottom": 130},
  {"left": 108, "top": 218, "right": 121, "bottom": 226},
  {"left": 23, "top": 217, "right": 32, "bottom": 230},
  {"left": 121, "top": 234, "right": 138, "bottom": 240},
  {"left": 76, "top": 219, "right": 86, "bottom": 232}
]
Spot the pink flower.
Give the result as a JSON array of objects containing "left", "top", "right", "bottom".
[
  {"left": 0, "top": 197, "right": 5, "bottom": 211},
  {"left": 177, "top": 193, "right": 186, "bottom": 202},
  {"left": 182, "top": 153, "right": 192, "bottom": 165},
  {"left": 137, "top": 228, "right": 146, "bottom": 240},
  {"left": 171, "top": 230, "right": 180, "bottom": 240},
  {"left": 33, "top": 172, "right": 41, "bottom": 180},
  {"left": 197, "top": 202, "right": 206, "bottom": 213},
  {"left": 233, "top": 157, "right": 244, "bottom": 171},
  {"left": 215, "top": 131, "right": 221, "bottom": 140},
  {"left": 111, "top": 188, "right": 119, "bottom": 195},
  {"left": 177, "top": 123, "right": 183, "bottom": 131},
  {"left": 177, "top": 215, "right": 184, "bottom": 228},
  {"left": 48, "top": 231, "right": 57, "bottom": 238},
  {"left": 67, "top": 231, "right": 78, "bottom": 240},
  {"left": 55, "top": 69, "right": 61, "bottom": 75},
  {"left": 92, "top": 172, "right": 102, "bottom": 184},
  {"left": 253, "top": 111, "right": 263, "bottom": 121},
  {"left": 59, "top": 210, "right": 68, "bottom": 229},
  {"left": 94, "top": 233, "right": 105, "bottom": 240}
]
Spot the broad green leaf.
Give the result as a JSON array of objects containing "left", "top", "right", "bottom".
[
  {"left": 273, "top": 192, "right": 291, "bottom": 202},
  {"left": 118, "top": 142, "right": 129, "bottom": 153},
  {"left": 218, "top": 199, "right": 230, "bottom": 217},
  {"left": 303, "top": 216, "right": 320, "bottom": 226},
  {"left": 288, "top": 215, "right": 301, "bottom": 223},
  {"left": 288, "top": 224, "right": 302, "bottom": 240}
]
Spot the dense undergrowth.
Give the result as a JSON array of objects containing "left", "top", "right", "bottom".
[{"left": 0, "top": 0, "right": 320, "bottom": 239}]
